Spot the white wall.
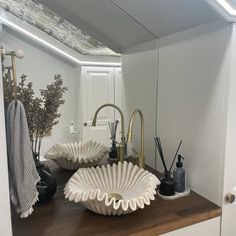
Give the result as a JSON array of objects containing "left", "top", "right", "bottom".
[
  {"left": 121, "top": 20, "right": 231, "bottom": 207},
  {"left": 157, "top": 20, "right": 229, "bottom": 205},
  {"left": 1, "top": 30, "right": 79, "bottom": 158},
  {"left": 122, "top": 39, "right": 158, "bottom": 167}
]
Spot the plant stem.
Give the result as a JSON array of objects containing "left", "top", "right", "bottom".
[
  {"left": 34, "top": 136, "right": 38, "bottom": 154},
  {"left": 38, "top": 137, "right": 43, "bottom": 161}
]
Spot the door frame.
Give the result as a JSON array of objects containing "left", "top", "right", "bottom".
[{"left": 0, "top": 55, "right": 12, "bottom": 235}]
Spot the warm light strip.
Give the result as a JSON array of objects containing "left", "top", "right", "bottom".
[
  {"left": 214, "top": 0, "right": 236, "bottom": 15},
  {"left": 0, "top": 15, "right": 121, "bottom": 67}
]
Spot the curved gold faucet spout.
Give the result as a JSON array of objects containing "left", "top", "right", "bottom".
[
  {"left": 92, "top": 103, "right": 125, "bottom": 163},
  {"left": 127, "top": 109, "right": 145, "bottom": 169}
]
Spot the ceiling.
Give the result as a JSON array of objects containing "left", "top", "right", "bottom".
[
  {"left": 37, "top": 0, "right": 221, "bottom": 53},
  {"left": 0, "top": 0, "right": 121, "bottom": 56},
  {"left": 37, "top": 0, "right": 155, "bottom": 53},
  {"left": 113, "top": 0, "right": 220, "bottom": 38}
]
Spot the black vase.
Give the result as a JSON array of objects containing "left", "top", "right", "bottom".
[
  {"left": 109, "top": 141, "right": 117, "bottom": 159},
  {"left": 34, "top": 153, "right": 57, "bottom": 202},
  {"left": 159, "top": 171, "right": 175, "bottom": 196}
]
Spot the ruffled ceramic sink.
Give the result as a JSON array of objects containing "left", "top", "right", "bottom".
[
  {"left": 44, "top": 140, "right": 110, "bottom": 170},
  {"left": 64, "top": 161, "right": 160, "bottom": 215}
]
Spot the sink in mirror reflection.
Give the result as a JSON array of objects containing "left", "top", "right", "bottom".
[{"left": 44, "top": 140, "right": 110, "bottom": 170}]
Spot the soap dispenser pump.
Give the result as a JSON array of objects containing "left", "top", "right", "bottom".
[{"left": 173, "top": 155, "right": 186, "bottom": 193}]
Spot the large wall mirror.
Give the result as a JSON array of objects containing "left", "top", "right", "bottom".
[{"left": 0, "top": 1, "right": 159, "bottom": 235}]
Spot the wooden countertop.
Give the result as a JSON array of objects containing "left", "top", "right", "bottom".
[{"left": 12, "top": 161, "right": 221, "bottom": 236}]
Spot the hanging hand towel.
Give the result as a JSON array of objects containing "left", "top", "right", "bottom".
[{"left": 6, "top": 100, "right": 40, "bottom": 218}]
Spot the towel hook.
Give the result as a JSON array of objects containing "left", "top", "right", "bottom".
[
  {"left": 1, "top": 48, "right": 24, "bottom": 102},
  {"left": 10, "top": 51, "right": 17, "bottom": 102}
]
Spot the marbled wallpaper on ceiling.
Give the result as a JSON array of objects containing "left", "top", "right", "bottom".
[{"left": 0, "top": 0, "right": 119, "bottom": 56}]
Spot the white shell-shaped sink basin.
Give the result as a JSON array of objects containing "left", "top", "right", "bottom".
[
  {"left": 64, "top": 161, "right": 160, "bottom": 215},
  {"left": 44, "top": 140, "right": 110, "bottom": 170}
]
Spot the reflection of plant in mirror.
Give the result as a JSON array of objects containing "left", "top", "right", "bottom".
[{"left": 3, "top": 73, "right": 68, "bottom": 160}]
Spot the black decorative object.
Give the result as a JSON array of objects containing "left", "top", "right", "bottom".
[
  {"left": 109, "top": 141, "right": 117, "bottom": 159},
  {"left": 34, "top": 153, "right": 57, "bottom": 202},
  {"left": 108, "top": 120, "right": 119, "bottom": 159},
  {"left": 154, "top": 137, "right": 183, "bottom": 196},
  {"left": 159, "top": 171, "right": 175, "bottom": 196}
]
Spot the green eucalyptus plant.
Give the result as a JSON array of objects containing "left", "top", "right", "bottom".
[{"left": 3, "top": 72, "right": 68, "bottom": 160}]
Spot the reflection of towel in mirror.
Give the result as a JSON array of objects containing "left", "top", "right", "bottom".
[{"left": 6, "top": 100, "right": 40, "bottom": 218}]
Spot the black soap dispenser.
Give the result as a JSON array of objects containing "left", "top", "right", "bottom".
[{"left": 173, "top": 155, "right": 186, "bottom": 193}]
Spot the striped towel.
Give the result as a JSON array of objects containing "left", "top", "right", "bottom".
[{"left": 6, "top": 100, "right": 40, "bottom": 218}]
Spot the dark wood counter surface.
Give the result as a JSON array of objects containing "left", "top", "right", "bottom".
[{"left": 12, "top": 161, "right": 221, "bottom": 236}]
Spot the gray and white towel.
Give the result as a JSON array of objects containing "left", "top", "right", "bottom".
[{"left": 6, "top": 100, "right": 40, "bottom": 218}]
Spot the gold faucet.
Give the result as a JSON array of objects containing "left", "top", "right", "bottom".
[
  {"left": 127, "top": 109, "right": 145, "bottom": 169},
  {"left": 92, "top": 103, "right": 125, "bottom": 163}
]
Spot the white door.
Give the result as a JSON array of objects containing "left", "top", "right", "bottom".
[
  {"left": 81, "top": 66, "right": 120, "bottom": 146},
  {"left": 114, "top": 67, "right": 122, "bottom": 141},
  {"left": 221, "top": 24, "right": 236, "bottom": 236}
]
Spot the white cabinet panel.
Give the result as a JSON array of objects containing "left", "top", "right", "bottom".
[
  {"left": 221, "top": 24, "right": 236, "bottom": 236},
  {"left": 161, "top": 217, "right": 220, "bottom": 236}
]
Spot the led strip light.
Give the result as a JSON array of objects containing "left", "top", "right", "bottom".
[
  {"left": 214, "top": 0, "right": 236, "bottom": 15},
  {"left": 206, "top": 0, "right": 236, "bottom": 21},
  {"left": 0, "top": 14, "right": 121, "bottom": 67}
]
